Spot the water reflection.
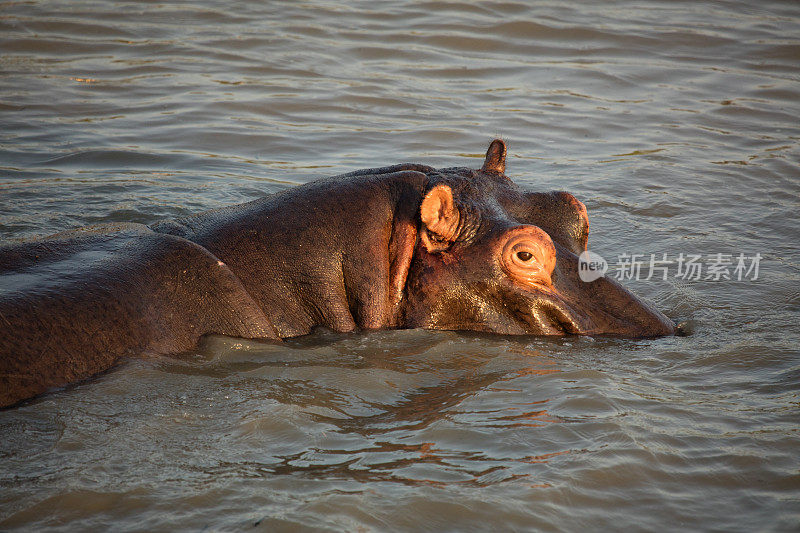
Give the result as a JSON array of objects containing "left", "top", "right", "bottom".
[{"left": 159, "top": 330, "right": 572, "bottom": 487}]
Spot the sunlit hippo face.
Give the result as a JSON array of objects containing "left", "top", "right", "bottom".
[{"left": 402, "top": 140, "right": 675, "bottom": 337}]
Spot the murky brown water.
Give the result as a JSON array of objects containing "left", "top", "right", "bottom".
[{"left": 1, "top": 1, "right": 799, "bottom": 531}]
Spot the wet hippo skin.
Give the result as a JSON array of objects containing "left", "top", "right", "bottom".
[{"left": 0, "top": 140, "right": 674, "bottom": 407}]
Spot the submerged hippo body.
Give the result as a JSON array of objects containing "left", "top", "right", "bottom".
[{"left": 0, "top": 140, "right": 673, "bottom": 407}]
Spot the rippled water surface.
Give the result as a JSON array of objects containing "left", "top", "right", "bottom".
[{"left": 1, "top": 1, "right": 799, "bottom": 531}]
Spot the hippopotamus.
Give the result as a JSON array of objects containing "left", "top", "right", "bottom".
[{"left": 0, "top": 140, "right": 674, "bottom": 407}]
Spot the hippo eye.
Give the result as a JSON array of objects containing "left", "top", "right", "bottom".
[{"left": 502, "top": 228, "right": 557, "bottom": 288}]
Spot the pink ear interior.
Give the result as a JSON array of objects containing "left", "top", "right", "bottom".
[{"left": 420, "top": 184, "right": 459, "bottom": 244}]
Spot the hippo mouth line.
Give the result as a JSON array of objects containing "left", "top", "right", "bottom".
[
  {"left": 532, "top": 298, "right": 587, "bottom": 335},
  {"left": 519, "top": 292, "right": 595, "bottom": 336}
]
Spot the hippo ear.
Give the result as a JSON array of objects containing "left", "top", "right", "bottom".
[
  {"left": 482, "top": 139, "right": 507, "bottom": 174},
  {"left": 420, "top": 184, "right": 460, "bottom": 252}
]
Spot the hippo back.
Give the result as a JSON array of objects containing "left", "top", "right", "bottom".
[{"left": 0, "top": 223, "right": 276, "bottom": 407}]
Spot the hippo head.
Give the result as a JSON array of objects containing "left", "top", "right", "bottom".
[{"left": 402, "top": 139, "right": 675, "bottom": 337}]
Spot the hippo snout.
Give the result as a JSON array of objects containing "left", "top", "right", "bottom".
[{"left": 558, "top": 273, "right": 675, "bottom": 337}]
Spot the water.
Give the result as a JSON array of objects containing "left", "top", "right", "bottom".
[{"left": 1, "top": 0, "right": 799, "bottom": 530}]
